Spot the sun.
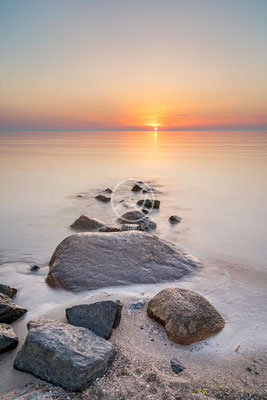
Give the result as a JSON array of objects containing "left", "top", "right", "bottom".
[{"left": 154, "top": 127, "right": 158, "bottom": 131}]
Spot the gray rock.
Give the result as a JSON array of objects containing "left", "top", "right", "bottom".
[
  {"left": 169, "top": 215, "right": 182, "bottom": 224},
  {"left": 99, "top": 226, "right": 121, "bottom": 232},
  {"left": 0, "top": 293, "right": 27, "bottom": 324},
  {"left": 70, "top": 215, "right": 105, "bottom": 231},
  {"left": 14, "top": 319, "right": 116, "bottom": 392},
  {"left": 47, "top": 231, "right": 199, "bottom": 291},
  {"left": 117, "top": 211, "right": 157, "bottom": 231},
  {"left": 76, "top": 193, "right": 85, "bottom": 198},
  {"left": 104, "top": 188, "right": 113, "bottom": 194},
  {"left": 132, "top": 184, "right": 142, "bottom": 192},
  {"left": 147, "top": 287, "right": 225, "bottom": 345},
  {"left": 0, "top": 284, "right": 17, "bottom": 298},
  {"left": 137, "top": 199, "right": 160, "bottom": 209},
  {"left": 170, "top": 358, "right": 184, "bottom": 375},
  {"left": 0, "top": 323, "right": 18, "bottom": 353},
  {"left": 66, "top": 300, "right": 122, "bottom": 339},
  {"left": 95, "top": 195, "right": 111, "bottom": 203}
]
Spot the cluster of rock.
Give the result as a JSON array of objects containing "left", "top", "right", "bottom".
[
  {"left": 75, "top": 182, "right": 182, "bottom": 234},
  {"left": 0, "top": 284, "right": 27, "bottom": 354},
  {"left": 14, "top": 300, "right": 121, "bottom": 391}
]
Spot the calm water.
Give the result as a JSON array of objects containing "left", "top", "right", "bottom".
[{"left": 0, "top": 130, "right": 266, "bottom": 355}]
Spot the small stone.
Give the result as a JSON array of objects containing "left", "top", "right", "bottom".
[
  {"left": 137, "top": 199, "right": 160, "bottom": 209},
  {"left": 169, "top": 215, "right": 182, "bottom": 224},
  {"left": 132, "top": 184, "right": 142, "bottom": 192},
  {"left": 95, "top": 195, "right": 111, "bottom": 203},
  {"left": 128, "top": 301, "right": 145, "bottom": 313},
  {"left": 0, "top": 323, "right": 18, "bottom": 353},
  {"left": 170, "top": 359, "right": 185, "bottom": 375},
  {"left": 104, "top": 188, "right": 113, "bottom": 194},
  {"left": 30, "top": 265, "right": 40, "bottom": 271},
  {"left": 0, "top": 284, "right": 17, "bottom": 298},
  {"left": 76, "top": 194, "right": 85, "bottom": 198}
]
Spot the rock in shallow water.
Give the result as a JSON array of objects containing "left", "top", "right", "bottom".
[
  {"left": 47, "top": 231, "right": 199, "bottom": 291},
  {"left": 95, "top": 194, "right": 111, "bottom": 203},
  {"left": 0, "top": 293, "right": 27, "bottom": 324},
  {"left": 169, "top": 215, "right": 182, "bottom": 224},
  {"left": 66, "top": 300, "right": 122, "bottom": 339},
  {"left": 14, "top": 319, "right": 116, "bottom": 392},
  {"left": 147, "top": 287, "right": 225, "bottom": 345},
  {"left": 0, "top": 284, "right": 17, "bottom": 298},
  {"left": 70, "top": 215, "right": 105, "bottom": 231},
  {"left": 117, "top": 211, "right": 157, "bottom": 231},
  {"left": 0, "top": 323, "right": 18, "bottom": 353}
]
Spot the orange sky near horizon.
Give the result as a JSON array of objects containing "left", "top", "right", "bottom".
[{"left": 1, "top": 0, "right": 267, "bottom": 131}]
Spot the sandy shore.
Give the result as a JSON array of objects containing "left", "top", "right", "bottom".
[{"left": 0, "top": 292, "right": 266, "bottom": 400}]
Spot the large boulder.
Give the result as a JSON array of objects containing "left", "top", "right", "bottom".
[
  {"left": 14, "top": 319, "right": 116, "bottom": 392},
  {"left": 47, "top": 232, "right": 199, "bottom": 291},
  {"left": 0, "top": 293, "right": 27, "bottom": 324},
  {"left": 0, "top": 284, "right": 17, "bottom": 298},
  {"left": 147, "top": 287, "right": 225, "bottom": 345},
  {"left": 66, "top": 300, "right": 122, "bottom": 339},
  {"left": 70, "top": 215, "right": 105, "bottom": 231},
  {"left": 0, "top": 323, "right": 18, "bottom": 353}
]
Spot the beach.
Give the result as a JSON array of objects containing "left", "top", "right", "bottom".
[{"left": 0, "top": 131, "right": 267, "bottom": 398}]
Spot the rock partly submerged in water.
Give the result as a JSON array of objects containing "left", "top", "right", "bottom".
[
  {"left": 117, "top": 211, "right": 157, "bottom": 231},
  {"left": 147, "top": 287, "right": 225, "bottom": 345},
  {"left": 169, "top": 215, "right": 182, "bottom": 224},
  {"left": 0, "top": 323, "right": 18, "bottom": 353},
  {"left": 137, "top": 199, "right": 160, "bottom": 209},
  {"left": 131, "top": 184, "right": 142, "bottom": 192},
  {"left": 66, "top": 300, "right": 122, "bottom": 339},
  {"left": 14, "top": 319, "right": 116, "bottom": 392},
  {"left": 47, "top": 231, "right": 199, "bottom": 292},
  {"left": 0, "top": 293, "right": 27, "bottom": 324},
  {"left": 70, "top": 215, "right": 105, "bottom": 231},
  {"left": 0, "top": 284, "right": 17, "bottom": 298},
  {"left": 95, "top": 194, "right": 111, "bottom": 203}
]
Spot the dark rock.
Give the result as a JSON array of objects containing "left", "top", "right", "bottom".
[
  {"left": 99, "top": 226, "right": 121, "bottom": 232},
  {"left": 0, "top": 293, "right": 27, "bottom": 324},
  {"left": 147, "top": 287, "right": 225, "bottom": 345},
  {"left": 170, "top": 359, "right": 185, "bottom": 375},
  {"left": 128, "top": 301, "right": 145, "bottom": 312},
  {"left": 117, "top": 211, "right": 156, "bottom": 231},
  {"left": 95, "top": 195, "right": 111, "bottom": 203},
  {"left": 47, "top": 232, "right": 199, "bottom": 291},
  {"left": 0, "top": 284, "right": 17, "bottom": 298},
  {"left": 132, "top": 184, "right": 142, "bottom": 192},
  {"left": 14, "top": 319, "right": 116, "bottom": 392},
  {"left": 70, "top": 215, "right": 105, "bottom": 231},
  {"left": 0, "top": 323, "right": 18, "bottom": 353},
  {"left": 142, "top": 188, "right": 158, "bottom": 194},
  {"left": 30, "top": 265, "right": 40, "bottom": 271},
  {"left": 76, "top": 194, "right": 85, "bottom": 198},
  {"left": 66, "top": 300, "right": 122, "bottom": 339},
  {"left": 104, "top": 188, "right": 113, "bottom": 194},
  {"left": 169, "top": 215, "right": 182, "bottom": 224},
  {"left": 137, "top": 199, "right": 160, "bottom": 209}
]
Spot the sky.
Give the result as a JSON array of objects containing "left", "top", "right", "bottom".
[{"left": 0, "top": 0, "right": 267, "bottom": 131}]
